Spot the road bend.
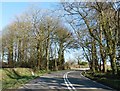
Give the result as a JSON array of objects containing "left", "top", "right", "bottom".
[{"left": 18, "top": 70, "right": 115, "bottom": 91}]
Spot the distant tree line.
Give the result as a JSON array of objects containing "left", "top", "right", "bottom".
[
  {"left": 1, "top": 8, "right": 74, "bottom": 71},
  {"left": 61, "top": 1, "right": 120, "bottom": 75}
]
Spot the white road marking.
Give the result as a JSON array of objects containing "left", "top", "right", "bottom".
[
  {"left": 63, "top": 71, "right": 77, "bottom": 91},
  {"left": 64, "top": 71, "right": 112, "bottom": 90},
  {"left": 78, "top": 88, "right": 98, "bottom": 89},
  {"left": 65, "top": 72, "right": 76, "bottom": 90},
  {"left": 63, "top": 73, "right": 72, "bottom": 90}
]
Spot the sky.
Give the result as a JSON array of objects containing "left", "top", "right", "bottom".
[
  {"left": 1, "top": 2, "right": 83, "bottom": 62},
  {"left": 1, "top": 2, "right": 58, "bottom": 30}
]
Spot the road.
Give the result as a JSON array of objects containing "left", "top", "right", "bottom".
[{"left": 19, "top": 70, "right": 115, "bottom": 91}]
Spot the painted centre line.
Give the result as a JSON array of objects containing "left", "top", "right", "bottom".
[{"left": 63, "top": 71, "right": 77, "bottom": 91}]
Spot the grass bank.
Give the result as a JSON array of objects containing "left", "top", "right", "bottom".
[
  {"left": 1, "top": 68, "right": 50, "bottom": 90},
  {"left": 82, "top": 70, "right": 120, "bottom": 90}
]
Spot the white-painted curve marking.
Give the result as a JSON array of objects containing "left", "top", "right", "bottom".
[{"left": 63, "top": 71, "right": 76, "bottom": 91}]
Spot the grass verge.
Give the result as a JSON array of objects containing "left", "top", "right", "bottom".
[
  {"left": 82, "top": 70, "right": 120, "bottom": 90},
  {"left": 1, "top": 68, "right": 49, "bottom": 90}
]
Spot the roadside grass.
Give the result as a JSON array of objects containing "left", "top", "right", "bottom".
[
  {"left": 82, "top": 70, "right": 120, "bottom": 90},
  {"left": 1, "top": 68, "right": 48, "bottom": 90}
]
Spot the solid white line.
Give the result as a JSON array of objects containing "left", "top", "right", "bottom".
[
  {"left": 65, "top": 72, "right": 76, "bottom": 90},
  {"left": 77, "top": 88, "right": 98, "bottom": 89},
  {"left": 63, "top": 73, "right": 72, "bottom": 91},
  {"left": 63, "top": 71, "right": 76, "bottom": 91}
]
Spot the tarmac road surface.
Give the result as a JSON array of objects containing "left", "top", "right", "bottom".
[{"left": 18, "top": 70, "right": 115, "bottom": 91}]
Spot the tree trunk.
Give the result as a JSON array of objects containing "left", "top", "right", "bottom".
[
  {"left": 46, "top": 38, "right": 50, "bottom": 71},
  {"left": 82, "top": 47, "right": 92, "bottom": 70},
  {"left": 58, "top": 41, "right": 64, "bottom": 70},
  {"left": 100, "top": 40, "right": 107, "bottom": 73},
  {"left": 55, "top": 58, "right": 58, "bottom": 71},
  {"left": 54, "top": 45, "right": 58, "bottom": 71},
  {"left": 109, "top": 46, "right": 117, "bottom": 75},
  {"left": 110, "top": 55, "right": 117, "bottom": 75},
  {"left": 18, "top": 39, "right": 21, "bottom": 62},
  {"left": 99, "top": 11, "right": 107, "bottom": 73},
  {"left": 99, "top": 59, "right": 102, "bottom": 71},
  {"left": 36, "top": 43, "right": 41, "bottom": 70},
  {"left": 91, "top": 38, "right": 98, "bottom": 72},
  {"left": 103, "top": 59, "right": 107, "bottom": 72},
  {"left": 8, "top": 45, "right": 13, "bottom": 67}
]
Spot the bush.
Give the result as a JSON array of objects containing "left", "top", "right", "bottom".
[
  {"left": 79, "top": 61, "right": 88, "bottom": 65},
  {"left": 14, "top": 61, "right": 34, "bottom": 68}
]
